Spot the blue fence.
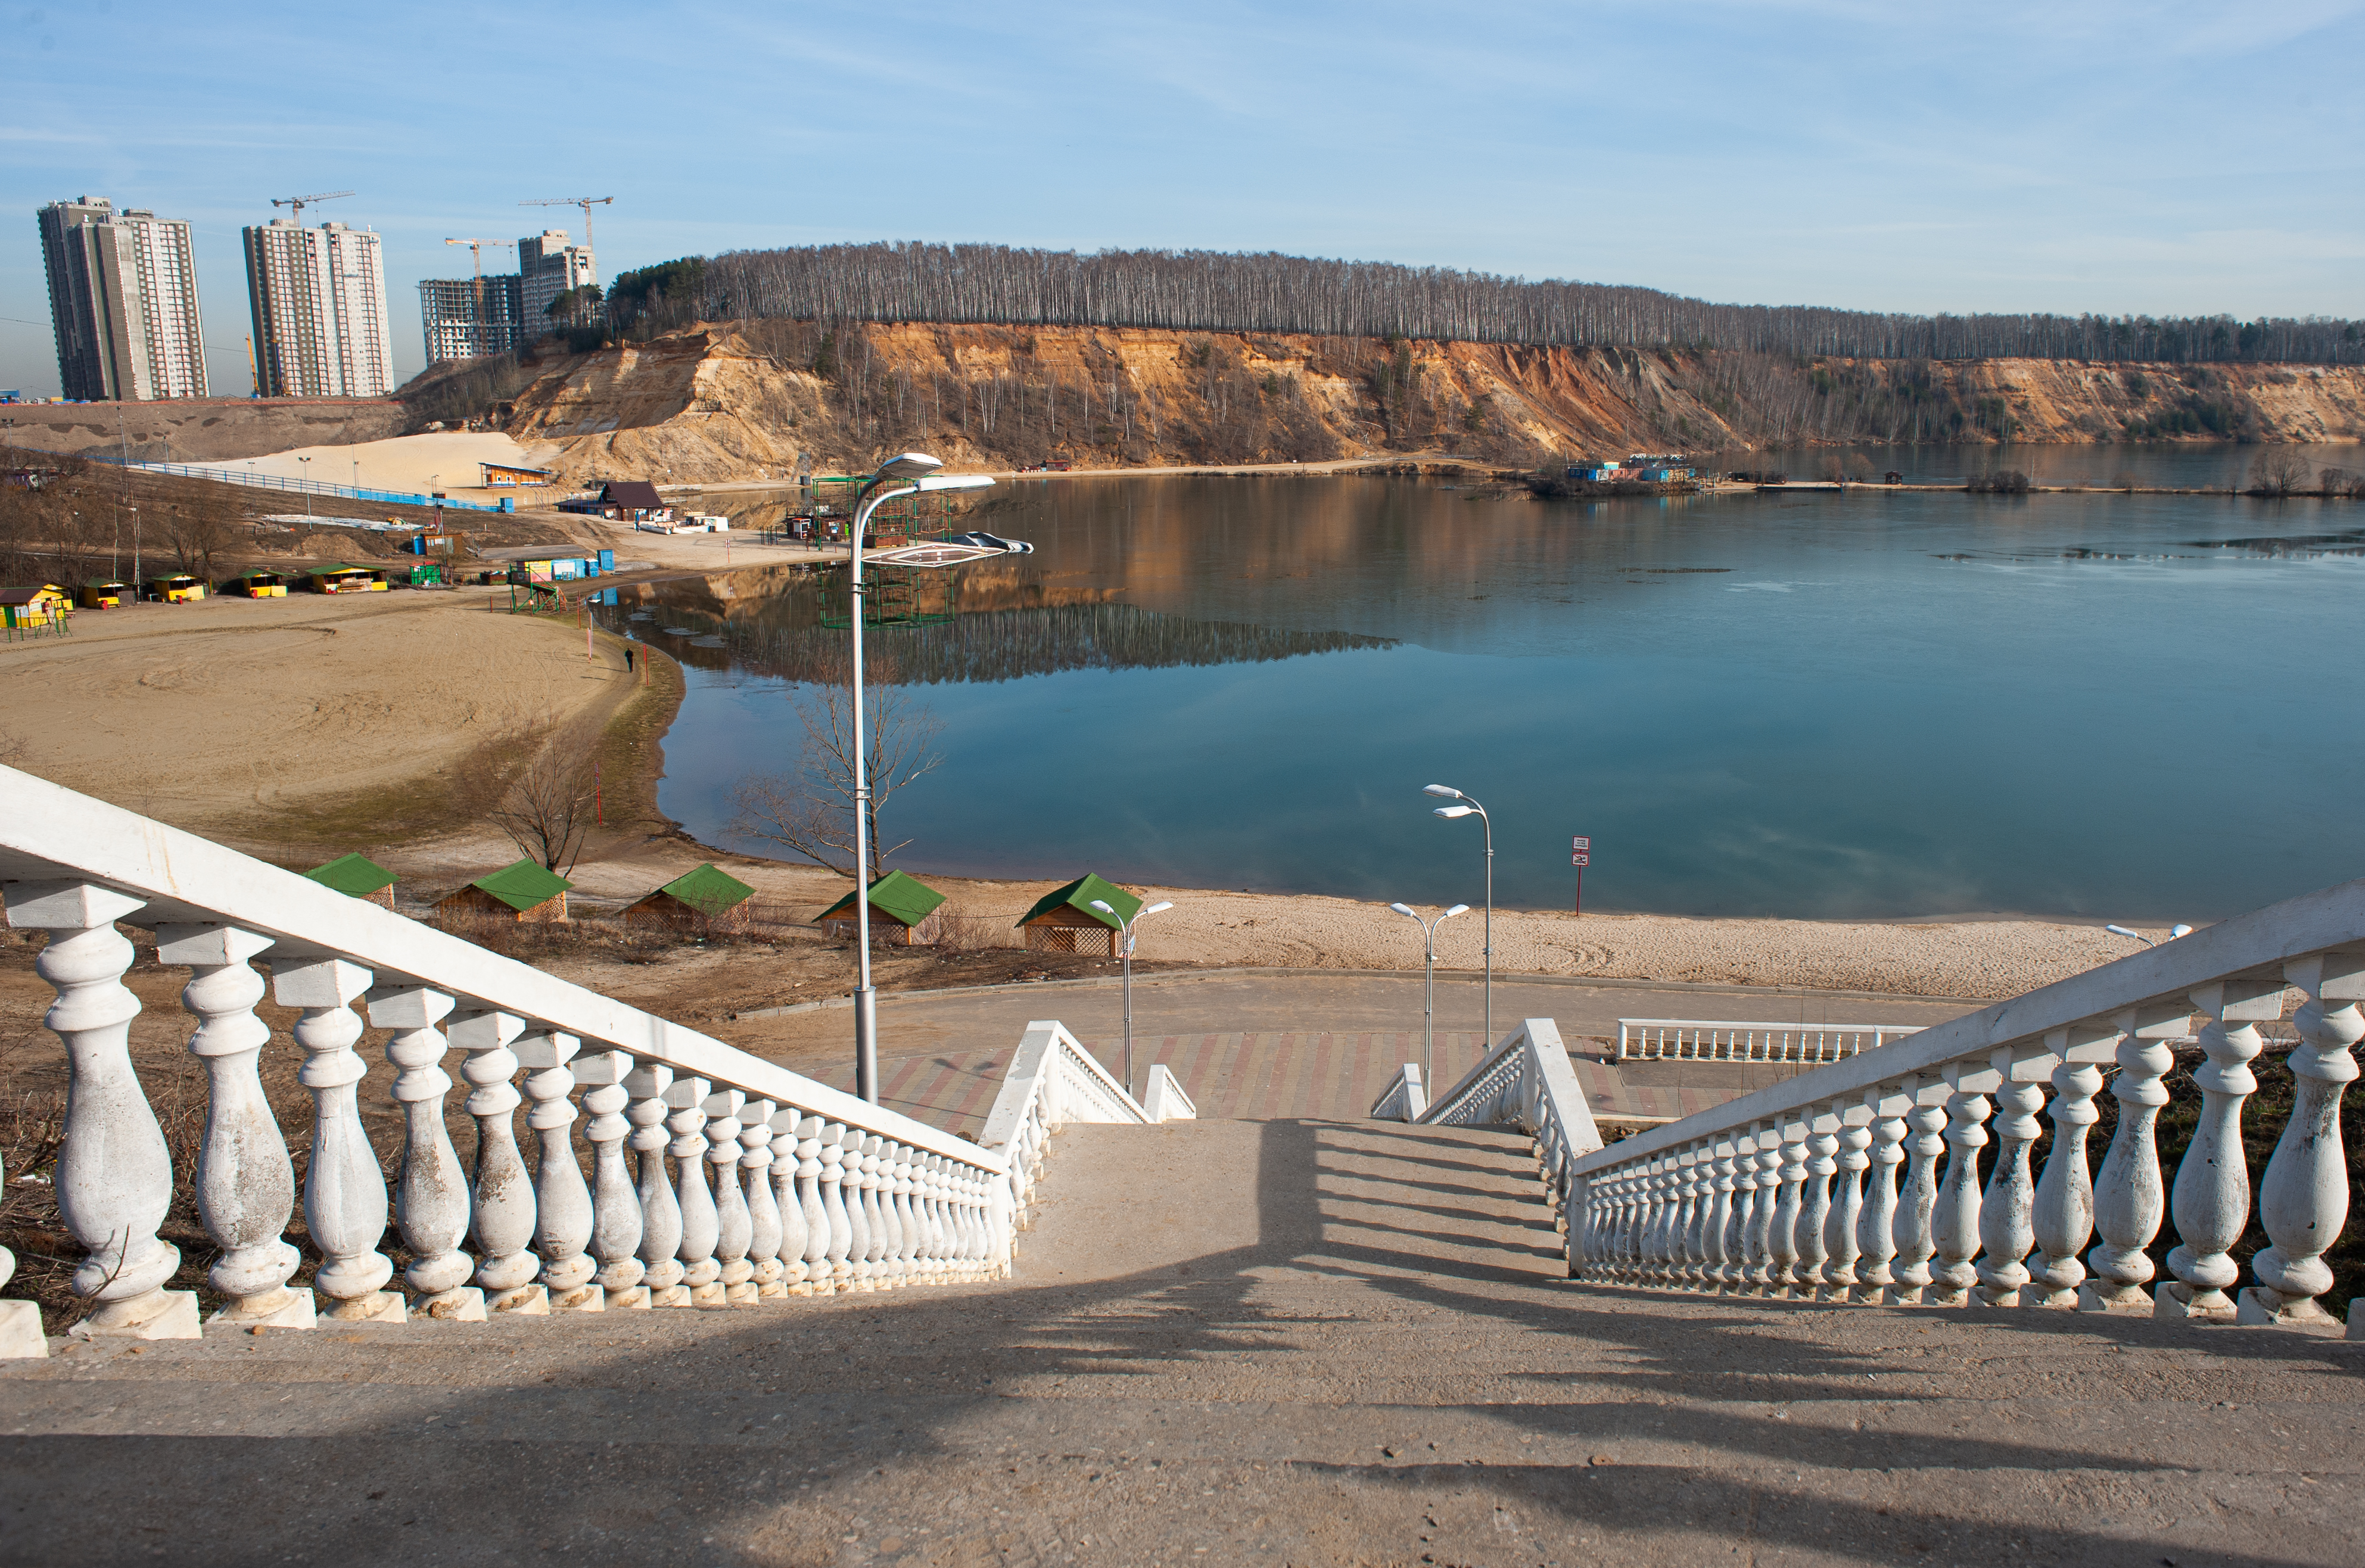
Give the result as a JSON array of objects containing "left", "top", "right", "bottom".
[{"left": 89, "top": 454, "right": 514, "bottom": 513}]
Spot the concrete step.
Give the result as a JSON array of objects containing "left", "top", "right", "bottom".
[{"left": 2, "top": 1119, "right": 2358, "bottom": 1566}]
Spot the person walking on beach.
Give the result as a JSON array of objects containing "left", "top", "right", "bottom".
[{"left": 624, "top": 645, "right": 636, "bottom": 675}]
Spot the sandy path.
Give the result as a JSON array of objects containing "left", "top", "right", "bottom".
[{"left": 1, "top": 590, "right": 634, "bottom": 843}]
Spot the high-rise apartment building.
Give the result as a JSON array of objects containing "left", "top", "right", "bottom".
[
  {"left": 419, "top": 273, "right": 525, "bottom": 362},
  {"left": 242, "top": 217, "right": 394, "bottom": 398},
  {"left": 38, "top": 197, "right": 210, "bottom": 401},
  {"left": 518, "top": 229, "right": 597, "bottom": 331}
]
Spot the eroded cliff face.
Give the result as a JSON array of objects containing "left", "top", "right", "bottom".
[{"left": 482, "top": 322, "right": 2365, "bottom": 483}]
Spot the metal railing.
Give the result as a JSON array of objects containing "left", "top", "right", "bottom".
[{"left": 88, "top": 454, "right": 509, "bottom": 512}]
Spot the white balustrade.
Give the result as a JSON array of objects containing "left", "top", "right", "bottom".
[
  {"left": 0, "top": 764, "right": 1147, "bottom": 1351},
  {"left": 1616, "top": 1019, "right": 1926, "bottom": 1063},
  {"left": 1483, "top": 877, "right": 2365, "bottom": 1341}
]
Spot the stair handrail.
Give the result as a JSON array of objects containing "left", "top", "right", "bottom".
[
  {"left": 977, "top": 1019, "right": 1157, "bottom": 1234},
  {"left": 1563, "top": 875, "right": 2365, "bottom": 1328}
]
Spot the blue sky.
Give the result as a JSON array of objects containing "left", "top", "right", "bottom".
[{"left": 5, "top": 1, "right": 2361, "bottom": 396}]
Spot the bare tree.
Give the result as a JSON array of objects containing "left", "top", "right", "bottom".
[
  {"left": 2318, "top": 466, "right": 2351, "bottom": 496},
  {"left": 2250, "top": 449, "right": 2312, "bottom": 497},
  {"left": 489, "top": 737, "right": 598, "bottom": 874},
  {"left": 731, "top": 674, "right": 943, "bottom": 877}
]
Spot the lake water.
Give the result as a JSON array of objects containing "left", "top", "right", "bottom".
[{"left": 621, "top": 443, "right": 2365, "bottom": 920}]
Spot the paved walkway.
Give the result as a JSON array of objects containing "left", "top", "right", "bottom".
[
  {"left": 755, "top": 972, "right": 1973, "bottom": 1138},
  {"left": 4, "top": 1119, "right": 2356, "bottom": 1566}
]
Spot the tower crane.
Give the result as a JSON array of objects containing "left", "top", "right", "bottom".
[
  {"left": 270, "top": 189, "right": 355, "bottom": 222},
  {"left": 519, "top": 195, "right": 613, "bottom": 254}
]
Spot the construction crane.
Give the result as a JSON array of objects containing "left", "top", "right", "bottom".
[
  {"left": 270, "top": 189, "right": 354, "bottom": 223},
  {"left": 444, "top": 238, "right": 514, "bottom": 313},
  {"left": 520, "top": 195, "right": 612, "bottom": 254}
]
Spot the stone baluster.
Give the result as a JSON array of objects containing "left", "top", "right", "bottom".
[
  {"left": 574, "top": 1049, "right": 646, "bottom": 1309},
  {"left": 1614, "top": 1172, "right": 1640, "bottom": 1282},
  {"left": 368, "top": 983, "right": 478, "bottom": 1321},
  {"left": 451, "top": 1008, "right": 542, "bottom": 1315},
  {"left": 1796, "top": 1106, "right": 1839, "bottom": 1298},
  {"left": 858, "top": 1135, "right": 891, "bottom": 1288},
  {"left": 518, "top": 1029, "right": 599, "bottom": 1312},
  {"left": 917, "top": 1155, "right": 948, "bottom": 1281},
  {"left": 1703, "top": 1136, "right": 1737, "bottom": 1292},
  {"left": 7, "top": 882, "right": 196, "bottom": 1340},
  {"left": 820, "top": 1122, "right": 855, "bottom": 1290},
  {"left": 1688, "top": 1143, "right": 1717, "bottom": 1289},
  {"left": 1767, "top": 1115, "right": 1809, "bottom": 1296},
  {"left": 844, "top": 1130, "right": 877, "bottom": 1288},
  {"left": 161, "top": 923, "right": 307, "bottom": 1329},
  {"left": 768, "top": 1107, "right": 804, "bottom": 1296},
  {"left": 0, "top": 1140, "right": 38, "bottom": 1357},
  {"left": 1725, "top": 1128, "right": 1759, "bottom": 1292},
  {"left": 1825, "top": 1100, "right": 1871, "bottom": 1299},
  {"left": 1888, "top": 1078, "right": 1949, "bottom": 1305},
  {"left": 1677, "top": 1146, "right": 1707, "bottom": 1289},
  {"left": 1854, "top": 1084, "right": 1911, "bottom": 1303},
  {"left": 1927, "top": 1060, "right": 1996, "bottom": 1306},
  {"left": 2030, "top": 1025, "right": 2114, "bottom": 1308},
  {"left": 1651, "top": 1156, "right": 1679, "bottom": 1286},
  {"left": 1974, "top": 1045, "right": 2053, "bottom": 1307},
  {"left": 702, "top": 1088, "right": 754, "bottom": 1304},
  {"left": 2241, "top": 953, "right": 2365, "bottom": 1326},
  {"left": 1622, "top": 1163, "right": 1649, "bottom": 1283},
  {"left": 795, "top": 1116, "right": 830, "bottom": 1295},
  {"left": 276, "top": 956, "right": 402, "bottom": 1324},
  {"left": 943, "top": 1161, "right": 975, "bottom": 1281},
  {"left": 673, "top": 1083, "right": 726, "bottom": 1305},
  {"left": 2080, "top": 1004, "right": 2188, "bottom": 1311},
  {"left": 739, "top": 1099, "right": 783, "bottom": 1300},
  {"left": 886, "top": 1143, "right": 919, "bottom": 1286},
  {"left": 627, "top": 1063, "right": 687, "bottom": 1307},
  {"left": 1745, "top": 1124, "right": 1782, "bottom": 1293},
  {"left": 2161, "top": 978, "right": 2283, "bottom": 1318},
  {"left": 1597, "top": 1174, "right": 1624, "bottom": 1281},
  {"left": 867, "top": 1140, "right": 901, "bottom": 1289}
]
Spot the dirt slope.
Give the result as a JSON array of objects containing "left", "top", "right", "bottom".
[{"left": 481, "top": 322, "right": 2365, "bottom": 483}]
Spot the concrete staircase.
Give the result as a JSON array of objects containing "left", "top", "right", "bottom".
[{"left": 4, "top": 1116, "right": 2358, "bottom": 1566}]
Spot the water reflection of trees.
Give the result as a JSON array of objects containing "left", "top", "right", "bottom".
[{"left": 617, "top": 601, "right": 1393, "bottom": 685}]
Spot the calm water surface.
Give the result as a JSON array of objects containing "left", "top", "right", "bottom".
[{"left": 626, "top": 444, "right": 2365, "bottom": 919}]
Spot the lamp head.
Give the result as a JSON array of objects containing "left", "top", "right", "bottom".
[
  {"left": 1422, "top": 785, "right": 1462, "bottom": 799},
  {"left": 1433, "top": 805, "right": 1475, "bottom": 819},
  {"left": 1444, "top": 904, "right": 1470, "bottom": 919},
  {"left": 1388, "top": 902, "right": 1416, "bottom": 918},
  {"left": 917, "top": 474, "right": 994, "bottom": 492},
  {"left": 873, "top": 452, "right": 942, "bottom": 481},
  {"left": 1088, "top": 900, "right": 1115, "bottom": 916},
  {"left": 2169, "top": 923, "right": 2194, "bottom": 939},
  {"left": 1143, "top": 901, "right": 1174, "bottom": 916},
  {"left": 2102, "top": 925, "right": 2137, "bottom": 939}
]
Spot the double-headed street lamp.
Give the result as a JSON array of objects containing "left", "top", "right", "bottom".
[
  {"left": 1424, "top": 784, "right": 1494, "bottom": 1046},
  {"left": 845, "top": 453, "right": 995, "bottom": 1103},
  {"left": 1090, "top": 897, "right": 1174, "bottom": 1097},
  {"left": 2105, "top": 922, "right": 2194, "bottom": 948},
  {"left": 1389, "top": 901, "right": 1468, "bottom": 1092}
]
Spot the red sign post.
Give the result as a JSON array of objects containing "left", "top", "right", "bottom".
[{"left": 1571, "top": 836, "right": 1591, "bottom": 914}]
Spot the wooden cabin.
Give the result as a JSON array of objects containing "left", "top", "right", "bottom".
[
  {"left": 145, "top": 573, "right": 205, "bottom": 603},
  {"left": 0, "top": 584, "right": 71, "bottom": 632},
  {"left": 433, "top": 858, "right": 572, "bottom": 925},
  {"left": 77, "top": 581, "right": 128, "bottom": 609},
  {"left": 228, "top": 569, "right": 287, "bottom": 598},
  {"left": 1016, "top": 873, "right": 1138, "bottom": 957},
  {"left": 817, "top": 870, "right": 947, "bottom": 947},
  {"left": 309, "top": 564, "right": 388, "bottom": 594},
  {"left": 303, "top": 852, "right": 398, "bottom": 909},
  {"left": 624, "top": 863, "right": 756, "bottom": 933}
]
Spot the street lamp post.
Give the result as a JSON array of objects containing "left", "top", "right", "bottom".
[
  {"left": 1424, "top": 785, "right": 1494, "bottom": 1046},
  {"left": 1389, "top": 901, "right": 1468, "bottom": 1091},
  {"left": 843, "top": 453, "right": 994, "bottom": 1102},
  {"left": 1090, "top": 897, "right": 1174, "bottom": 1097},
  {"left": 297, "top": 455, "right": 312, "bottom": 518}
]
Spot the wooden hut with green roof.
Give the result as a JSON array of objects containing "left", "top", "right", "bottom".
[
  {"left": 818, "top": 870, "right": 947, "bottom": 947},
  {"left": 1016, "top": 873, "right": 1139, "bottom": 957},
  {"left": 433, "top": 858, "right": 572, "bottom": 925},
  {"left": 624, "top": 863, "right": 757, "bottom": 933},
  {"left": 302, "top": 852, "right": 398, "bottom": 909}
]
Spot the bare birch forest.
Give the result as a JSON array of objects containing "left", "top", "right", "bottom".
[{"left": 612, "top": 242, "right": 2365, "bottom": 366}]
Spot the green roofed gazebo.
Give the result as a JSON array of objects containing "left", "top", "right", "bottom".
[
  {"left": 818, "top": 870, "right": 947, "bottom": 947},
  {"left": 1016, "top": 873, "right": 1140, "bottom": 957},
  {"left": 624, "top": 863, "right": 757, "bottom": 932},
  {"left": 433, "top": 858, "right": 573, "bottom": 925},
  {"left": 303, "top": 852, "right": 398, "bottom": 909}
]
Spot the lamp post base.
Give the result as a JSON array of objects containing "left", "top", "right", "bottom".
[{"left": 854, "top": 986, "right": 878, "bottom": 1103}]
